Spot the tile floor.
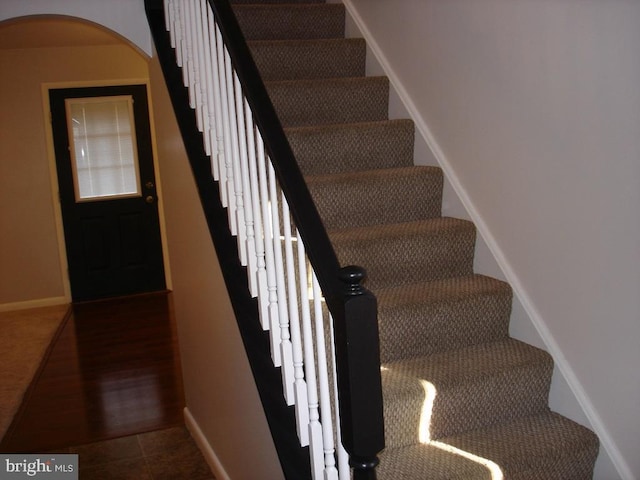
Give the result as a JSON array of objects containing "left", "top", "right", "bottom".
[{"left": 50, "top": 426, "right": 215, "bottom": 479}]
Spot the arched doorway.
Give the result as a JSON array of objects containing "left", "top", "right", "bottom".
[{"left": 0, "top": 16, "right": 169, "bottom": 305}]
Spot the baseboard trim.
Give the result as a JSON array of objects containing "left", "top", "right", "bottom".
[
  {"left": 0, "top": 296, "right": 69, "bottom": 313},
  {"left": 184, "top": 407, "right": 232, "bottom": 480},
  {"left": 340, "top": 1, "right": 630, "bottom": 478}
]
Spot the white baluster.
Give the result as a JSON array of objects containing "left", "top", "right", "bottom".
[
  {"left": 214, "top": 25, "right": 229, "bottom": 207},
  {"left": 206, "top": 8, "right": 221, "bottom": 180},
  {"left": 312, "top": 274, "right": 339, "bottom": 480},
  {"left": 191, "top": 0, "right": 205, "bottom": 130},
  {"left": 282, "top": 202, "right": 307, "bottom": 415},
  {"left": 267, "top": 160, "right": 293, "bottom": 372},
  {"left": 245, "top": 111, "right": 269, "bottom": 325},
  {"left": 220, "top": 45, "right": 237, "bottom": 234},
  {"left": 244, "top": 102, "right": 266, "bottom": 302},
  {"left": 175, "top": 1, "right": 186, "bottom": 75},
  {"left": 280, "top": 195, "right": 301, "bottom": 405},
  {"left": 257, "top": 138, "right": 281, "bottom": 363},
  {"left": 195, "top": 0, "right": 210, "bottom": 154},
  {"left": 328, "top": 312, "right": 351, "bottom": 480},
  {"left": 228, "top": 70, "right": 248, "bottom": 266},
  {"left": 298, "top": 242, "right": 324, "bottom": 479},
  {"left": 164, "top": 0, "right": 173, "bottom": 34},
  {"left": 233, "top": 74, "right": 253, "bottom": 273},
  {"left": 201, "top": 1, "right": 220, "bottom": 178},
  {"left": 183, "top": 0, "right": 196, "bottom": 108},
  {"left": 289, "top": 228, "right": 311, "bottom": 446},
  {"left": 279, "top": 198, "right": 296, "bottom": 405},
  {"left": 171, "top": 0, "right": 185, "bottom": 68},
  {"left": 190, "top": 0, "right": 201, "bottom": 115}
]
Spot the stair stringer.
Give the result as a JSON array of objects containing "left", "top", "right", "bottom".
[{"left": 338, "top": 1, "right": 616, "bottom": 476}]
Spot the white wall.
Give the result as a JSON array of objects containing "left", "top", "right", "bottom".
[
  {"left": 344, "top": 1, "right": 640, "bottom": 479},
  {"left": 0, "top": 0, "right": 152, "bottom": 56}
]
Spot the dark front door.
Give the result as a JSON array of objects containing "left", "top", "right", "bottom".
[{"left": 50, "top": 85, "right": 166, "bottom": 302}]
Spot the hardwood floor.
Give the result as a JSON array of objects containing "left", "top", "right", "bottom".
[{"left": 0, "top": 292, "right": 185, "bottom": 453}]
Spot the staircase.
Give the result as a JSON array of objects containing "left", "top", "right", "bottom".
[{"left": 230, "top": 0, "right": 600, "bottom": 478}]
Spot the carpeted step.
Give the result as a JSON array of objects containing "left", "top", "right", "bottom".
[
  {"left": 286, "top": 120, "right": 415, "bottom": 175},
  {"left": 381, "top": 338, "right": 554, "bottom": 448},
  {"left": 330, "top": 218, "right": 476, "bottom": 291},
  {"left": 266, "top": 76, "right": 389, "bottom": 127},
  {"left": 249, "top": 38, "right": 366, "bottom": 81},
  {"left": 378, "top": 411, "right": 598, "bottom": 479},
  {"left": 307, "top": 166, "right": 443, "bottom": 230},
  {"left": 378, "top": 442, "right": 494, "bottom": 479},
  {"left": 441, "top": 411, "right": 599, "bottom": 480},
  {"left": 232, "top": 4, "right": 345, "bottom": 41},
  {"left": 376, "top": 274, "right": 512, "bottom": 363}
]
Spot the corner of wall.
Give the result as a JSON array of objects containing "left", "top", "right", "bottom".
[{"left": 184, "top": 408, "right": 232, "bottom": 480}]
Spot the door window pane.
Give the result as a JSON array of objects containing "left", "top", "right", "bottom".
[{"left": 66, "top": 96, "right": 141, "bottom": 201}]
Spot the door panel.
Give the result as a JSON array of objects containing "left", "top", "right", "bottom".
[{"left": 50, "top": 85, "right": 166, "bottom": 301}]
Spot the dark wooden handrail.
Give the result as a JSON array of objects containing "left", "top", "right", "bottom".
[{"left": 205, "top": 5, "right": 385, "bottom": 475}]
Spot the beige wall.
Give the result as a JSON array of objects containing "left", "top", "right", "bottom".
[
  {"left": 148, "top": 55, "right": 284, "bottom": 480},
  {"left": 0, "top": 44, "right": 149, "bottom": 306}
]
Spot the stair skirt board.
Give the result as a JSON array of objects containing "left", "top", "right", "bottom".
[{"left": 235, "top": 0, "right": 599, "bottom": 478}]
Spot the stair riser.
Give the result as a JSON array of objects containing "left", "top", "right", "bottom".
[
  {"left": 250, "top": 38, "right": 366, "bottom": 81},
  {"left": 308, "top": 167, "right": 443, "bottom": 230},
  {"left": 267, "top": 77, "right": 389, "bottom": 128},
  {"left": 378, "top": 290, "right": 512, "bottom": 363},
  {"left": 383, "top": 361, "right": 554, "bottom": 448},
  {"left": 233, "top": 5, "right": 345, "bottom": 41},
  {"left": 331, "top": 222, "right": 476, "bottom": 291},
  {"left": 286, "top": 120, "right": 416, "bottom": 175}
]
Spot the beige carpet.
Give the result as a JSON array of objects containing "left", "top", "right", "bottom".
[{"left": 0, "top": 304, "right": 69, "bottom": 440}]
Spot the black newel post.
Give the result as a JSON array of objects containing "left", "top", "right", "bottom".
[{"left": 333, "top": 266, "right": 385, "bottom": 480}]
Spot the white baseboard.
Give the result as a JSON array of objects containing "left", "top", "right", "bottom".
[
  {"left": 184, "top": 407, "right": 231, "bottom": 480},
  {"left": 0, "top": 296, "right": 68, "bottom": 313}
]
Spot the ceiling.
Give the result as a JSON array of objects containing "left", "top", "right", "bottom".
[{"left": 0, "top": 17, "right": 123, "bottom": 50}]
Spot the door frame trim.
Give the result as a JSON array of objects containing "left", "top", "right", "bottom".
[{"left": 42, "top": 79, "right": 173, "bottom": 303}]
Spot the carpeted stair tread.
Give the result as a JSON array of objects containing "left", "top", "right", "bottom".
[
  {"left": 286, "top": 119, "right": 415, "bottom": 175},
  {"left": 232, "top": 4, "right": 345, "bottom": 41},
  {"left": 378, "top": 411, "right": 597, "bottom": 479},
  {"left": 306, "top": 166, "right": 443, "bottom": 230},
  {"left": 381, "top": 338, "right": 554, "bottom": 446},
  {"left": 441, "top": 411, "right": 599, "bottom": 479},
  {"left": 249, "top": 38, "right": 366, "bottom": 81},
  {"left": 376, "top": 274, "right": 512, "bottom": 363},
  {"left": 329, "top": 218, "right": 476, "bottom": 291},
  {"left": 378, "top": 442, "right": 494, "bottom": 479},
  {"left": 266, "top": 76, "right": 389, "bottom": 127}
]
